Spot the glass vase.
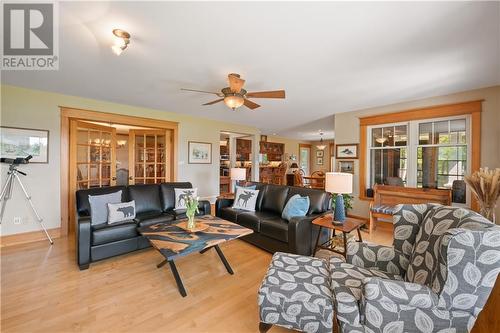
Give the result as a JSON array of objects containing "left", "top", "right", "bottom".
[
  {"left": 186, "top": 213, "right": 196, "bottom": 229},
  {"left": 480, "top": 203, "right": 497, "bottom": 224}
]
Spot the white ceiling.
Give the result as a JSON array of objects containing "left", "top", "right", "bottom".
[{"left": 2, "top": 1, "right": 499, "bottom": 141}]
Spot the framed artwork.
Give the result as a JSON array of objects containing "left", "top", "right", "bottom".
[
  {"left": 336, "top": 143, "right": 358, "bottom": 159},
  {"left": 316, "top": 150, "right": 324, "bottom": 157},
  {"left": 188, "top": 141, "right": 212, "bottom": 164},
  {"left": 337, "top": 160, "right": 354, "bottom": 174},
  {"left": 316, "top": 157, "right": 324, "bottom": 165},
  {"left": 0, "top": 126, "right": 49, "bottom": 163}
]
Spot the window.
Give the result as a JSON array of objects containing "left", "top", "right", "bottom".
[
  {"left": 369, "top": 125, "right": 408, "bottom": 187},
  {"left": 367, "top": 116, "right": 470, "bottom": 204}
]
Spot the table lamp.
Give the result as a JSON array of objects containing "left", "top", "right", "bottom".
[
  {"left": 230, "top": 167, "right": 246, "bottom": 192},
  {"left": 325, "top": 172, "right": 353, "bottom": 225}
]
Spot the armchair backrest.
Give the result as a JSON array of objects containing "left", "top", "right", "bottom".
[{"left": 404, "top": 205, "right": 500, "bottom": 314}]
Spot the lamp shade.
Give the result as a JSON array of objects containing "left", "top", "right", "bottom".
[
  {"left": 325, "top": 172, "right": 352, "bottom": 194},
  {"left": 230, "top": 168, "right": 246, "bottom": 181},
  {"left": 290, "top": 162, "right": 299, "bottom": 169}
]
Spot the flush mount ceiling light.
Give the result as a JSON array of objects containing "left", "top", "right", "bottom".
[
  {"left": 316, "top": 131, "right": 327, "bottom": 150},
  {"left": 111, "top": 29, "right": 130, "bottom": 56}
]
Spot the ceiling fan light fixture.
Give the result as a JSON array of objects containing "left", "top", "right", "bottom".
[
  {"left": 111, "top": 29, "right": 130, "bottom": 56},
  {"left": 224, "top": 94, "right": 244, "bottom": 110}
]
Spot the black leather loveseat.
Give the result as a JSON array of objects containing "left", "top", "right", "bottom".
[
  {"left": 75, "top": 182, "right": 210, "bottom": 270},
  {"left": 215, "top": 182, "right": 331, "bottom": 256}
]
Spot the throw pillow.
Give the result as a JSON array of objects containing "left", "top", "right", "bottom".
[
  {"left": 174, "top": 188, "right": 198, "bottom": 210},
  {"left": 282, "top": 194, "right": 310, "bottom": 221},
  {"left": 235, "top": 184, "right": 257, "bottom": 191},
  {"left": 107, "top": 201, "right": 136, "bottom": 224},
  {"left": 88, "top": 190, "right": 122, "bottom": 225},
  {"left": 232, "top": 188, "right": 259, "bottom": 211}
]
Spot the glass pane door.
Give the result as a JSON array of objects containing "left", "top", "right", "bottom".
[
  {"left": 73, "top": 121, "right": 116, "bottom": 190},
  {"left": 129, "top": 130, "right": 170, "bottom": 184},
  {"left": 299, "top": 145, "right": 311, "bottom": 176}
]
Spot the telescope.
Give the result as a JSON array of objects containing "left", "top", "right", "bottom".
[
  {"left": 0, "top": 155, "right": 32, "bottom": 165},
  {"left": 0, "top": 154, "right": 53, "bottom": 244}
]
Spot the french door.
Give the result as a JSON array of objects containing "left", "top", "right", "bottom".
[
  {"left": 128, "top": 129, "right": 171, "bottom": 185},
  {"left": 299, "top": 144, "right": 311, "bottom": 176},
  {"left": 68, "top": 121, "right": 116, "bottom": 232}
]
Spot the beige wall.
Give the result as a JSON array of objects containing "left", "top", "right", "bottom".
[
  {"left": 0, "top": 85, "right": 260, "bottom": 236},
  {"left": 334, "top": 85, "right": 500, "bottom": 220},
  {"left": 310, "top": 140, "right": 334, "bottom": 174}
]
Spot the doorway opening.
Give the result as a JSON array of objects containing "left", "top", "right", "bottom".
[
  {"left": 60, "top": 107, "right": 178, "bottom": 236},
  {"left": 219, "top": 131, "right": 254, "bottom": 195}
]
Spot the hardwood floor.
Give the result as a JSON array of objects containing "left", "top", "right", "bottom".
[{"left": 1, "top": 223, "right": 497, "bottom": 333}]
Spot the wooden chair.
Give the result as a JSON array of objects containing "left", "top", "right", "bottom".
[
  {"left": 369, "top": 184, "right": 452, "bottom": 233},
  {"left": 272, "top": 166, "right": 287, "bottom": 185},
  {"left": 293, "top": 169, "right": 308, "bottom": 188}
]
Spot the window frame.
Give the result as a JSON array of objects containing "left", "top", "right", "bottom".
[
  {"left": 366, "top": 115, "right": 471, "bottom": 206},
  {"left": 358, "top": 100, "right": 482, "bottom": 210}
]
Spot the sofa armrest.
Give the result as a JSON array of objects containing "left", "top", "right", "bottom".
[
  {"left": 76, "top": 216, "right": 91, "bottom": 270},
  {"left": 198, "top": 200, "right": 211, "bottom": 215},
  {"left": 288, "top": 213, "right": 326, "bottom": 255},
  {"left": 346, "top": 242, "right": 409, "bottom": 277},
  {"left": 215, "top": 198, "right": 234, "bottom": 217},
  {"left": 363, "top": 277, "right": 439, "bottom": 309}
]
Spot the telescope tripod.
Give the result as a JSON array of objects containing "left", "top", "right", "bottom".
[{"left": 0, "top": 164, "right": 53, "bottom": 244}]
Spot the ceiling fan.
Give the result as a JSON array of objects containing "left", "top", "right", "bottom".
[{"left": 181, "top": 73, "right": 285, "bottom": 110}]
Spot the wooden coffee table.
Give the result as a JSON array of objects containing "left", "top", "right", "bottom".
[
  {"left": 138, "top": 215, "right": 253, "bottom": 297},
  {"left": 312, "top": 214, "right": 366, "bottom": 258}
]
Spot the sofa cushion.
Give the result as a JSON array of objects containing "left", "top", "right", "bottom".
[
  {"left": 243, "top": 182, "right": 268, "bottom": 210},
  {"left": 134, "top": 212, "right": 175, "bottom": 228},
  {"left": 370, "top": 204, "right": 395, "bottom": 215},
  {"left": 92, "top": 221, "right": 138, "bottom": 246},
  {"left": 261, "top": 184, "right": 289, "bottom": 215},
  {"left": 159, "top": 182, "right": 192, "bottom": 211},
  {"left": 128, "top": 184, "right": 162, "bottom": 215},
  {"left": 260, "top": 218, "right": 289, "bottom": 242},
  {"left": 258, "top": 252, "right": 333, "bottom": 333},
  {"left": 330, "top": 257, "right": 403, "bottom": 326},
  {"left": 237, "top": 211, "right": 277, "bottom": 232},
  {"left": 219, "top": 207, "right": 245, "bottom": 222},
  {"left": 286, "top": 187, "right": 330, "bottom": 215},
  {"left": 166, "top": 207, "right": 205, "bottom": 220},
  {"left": 76, "top": 186, "right": 127, "bottom": 217}
]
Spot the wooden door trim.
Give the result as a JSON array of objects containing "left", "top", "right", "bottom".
[{"left": 60, "top": 107, "right": 179, "bottom": 237}]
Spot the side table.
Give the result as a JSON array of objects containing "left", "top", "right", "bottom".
[{"left": 312, "top": 214, "right": 366, "bottom": 258}]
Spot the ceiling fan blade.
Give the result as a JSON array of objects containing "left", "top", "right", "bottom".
[
  {"left": 181, "top": 88, "right": 222, "bottom": 97},
  {"left": 246, "top": 90, "right": 286, "bottom": 99},
  {"left": 228, "top": 74, "right": 245, "bottom": 93},
  {"left": 202, "top": 98, "right": 224, "bottom": 105},
  {"left": 243, "top": 99, "right": 260, "bottom": 110}
]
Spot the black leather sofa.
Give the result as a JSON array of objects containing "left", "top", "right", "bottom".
[
  {"left": 215, "top": 182, "right": 331, "bottom": 256},
  {"left": 75, "top": 182, "right": 210, "bottom": 270}
]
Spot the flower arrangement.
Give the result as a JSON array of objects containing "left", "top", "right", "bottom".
[
  {"left": 465, "top": 168, "right": 500, "bottom": 223},
  {"left": 185, "top": 196, "right": 200, "bottom": 229}
]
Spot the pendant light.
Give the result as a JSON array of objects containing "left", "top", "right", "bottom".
[{"left": 316, "top": 131, "right": 326, "bottom": 150}]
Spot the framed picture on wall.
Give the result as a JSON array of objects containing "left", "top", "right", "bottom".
[
  {"left": 337, "top": 160, "right": 354, "bottom": 174},
  {"left": 316, "top": 157, "right": 324, "bottom": 165},
  {"left": 336, "top": 143, "right": 358, "bottom": 159},
  {"left": 316, "top": 150, "right": 324, "bottom": 157},
  {"left": 188, "top": 141, "right": 212, "bottom": 164},
  {"left": 0, "top": 126, "right": 49, "bottom": 163}
]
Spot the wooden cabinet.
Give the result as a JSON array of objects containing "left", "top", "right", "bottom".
[
  {"left": 260, "top": 141, "right": 284, "bottom": 161},
  {"left": 236, "top": 139, "right": 252, "bottom": 161}
]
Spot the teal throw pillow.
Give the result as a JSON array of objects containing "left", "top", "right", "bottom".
[{"left": 282, "top": 194, "right": 310, "bottom": 221}]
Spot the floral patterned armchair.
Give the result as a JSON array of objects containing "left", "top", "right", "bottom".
[{"left": 333, "top": 204, "right": 500, "bottom": 333}]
